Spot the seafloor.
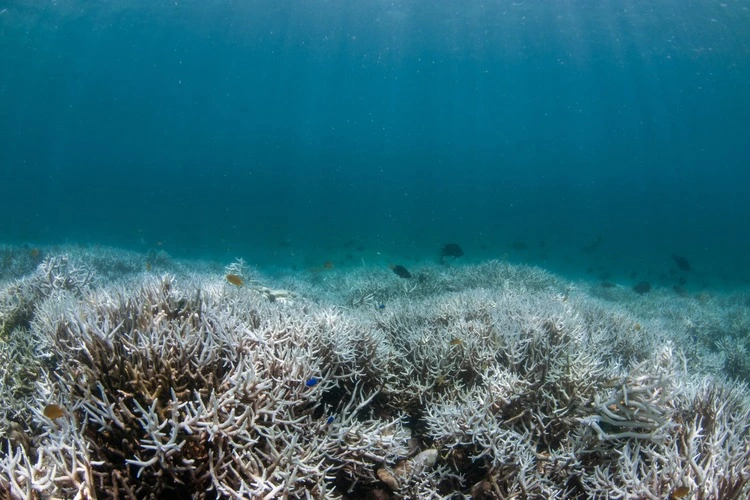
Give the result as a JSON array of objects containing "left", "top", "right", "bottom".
[{"left": 1, "top": 245, "right": 749, "bottom": 499}]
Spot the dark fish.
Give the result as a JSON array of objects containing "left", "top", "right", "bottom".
[
  {"left": 305, "top": 377, "right": 319, "bottom": 387},
  {"left": 671, "top": 254, "right": 691, "bottom": 271},
  {"left": 440, "top": 243, "right": 464, "bottom": 263},
  {"left": 326, "top": 416, "right": 335, "bottom": 425},
  {"left": 378, "top": 303, "right": 386, "bottom": 309},
  {"left": 673, "top": 284, "right": 688, "bottom": 297},
  {"left": 632, "top": 282, "right": 651, "bottom": 295},
  {"left": 391, "top": 265, "right": 412, "bottom": 279},
  {"left": 582, "top": 234, "right": 602, "bottom": 253},
  {"left": 600, "top": 281, "right": 617, "bottom": 288},
  {"left": 511, "top": 241, "right": 528, "bottom": 250},
  {"left": 441, "top": 243, "right": 464, "bottom": 258}
]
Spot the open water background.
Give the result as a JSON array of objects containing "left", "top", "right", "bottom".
[{"left": 1, "top": 0, "right": 749, "bottom": 288}]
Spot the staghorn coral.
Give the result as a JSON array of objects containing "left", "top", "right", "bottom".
[
  {"left": 1, "top": 273, "right": 410, "bottom": 498},
  {"left": 579, "top": 348, "right": 677, "bottom": 442},
  {"left": 0, "top": 250, "right": 749, "bottom": 498},
  {"left": 0, "top": 254, "right": 93, "bottom": 339}
]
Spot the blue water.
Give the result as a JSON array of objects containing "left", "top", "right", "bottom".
[{"left": 1, "top": 0, "right": 749, "bottom": 287}]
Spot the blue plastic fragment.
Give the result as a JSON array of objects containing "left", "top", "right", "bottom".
[{"left": 305, "top": 377, "right": 319, "bottom": 387}]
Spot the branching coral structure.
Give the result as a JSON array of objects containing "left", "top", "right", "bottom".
[{"left": 0, "top": 248, "right": 749, "bottom": 499}]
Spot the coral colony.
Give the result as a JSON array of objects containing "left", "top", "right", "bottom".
[{"left": 1, "top": 246, "right": 750, "bottom": 499}]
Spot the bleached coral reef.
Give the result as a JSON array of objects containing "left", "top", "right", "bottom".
[{"left": 1, "top": 248, "right": 749, "bottom": 498}]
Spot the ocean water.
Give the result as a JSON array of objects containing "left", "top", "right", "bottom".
[{"left": 1, "top": 0, "right": 749, "bottom": 288}]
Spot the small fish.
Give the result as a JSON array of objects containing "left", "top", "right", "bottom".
[
  {"left": 226, "top": 274, "right": 244, "bottom": 286},
  {"left": 323, "top": 261, "right": 334, "bottom": 269},
  {"left": 146, "top": 262, "right": 152, "bottom": 271},
  {"left": 378, "top": 303, "right": 386, "bottom": 310},
  {"left": 43, "top": 404, "right": 65, "bottom": 420},
  {"left": 390, "top": 264, "right": 412, "bottom": 279},
  {"left": 449, "top": 338, "right": 463, "bottom": 346},
  {"left": 440, "top": 243, "right": 464, "bottom": 263},
  {"left": 326, "top": 416, "right": 335, "bottom": 425},
  {"left": 441, "top": 243, "right": 464, "bottom": 258},
  {"left": 634, "top": 323, "right": 641, "bottom": 331},
  {"left": 668, "top": 486, "right": 690, "bottom": 499},
  {"left": 582, "top": 234, "right": 603, "bottom": 253},
  {"left": 632, "top": 281, "right": 651, "bottom": 295},
  {"left": 305, "top": 377, "right": 319, "bottom": 387},
  {"left": 671, "top": 254, "right": 691, "bottom": 272}
]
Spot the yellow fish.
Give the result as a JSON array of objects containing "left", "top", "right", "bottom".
[
  {"left": 226, "top": 274, "right": 244, "bottom": 286},
  {"left": 43, "top": 403, "right": 65, "bottom": 420},
  {"left": 669, "top": 486, "right": 690, "bottom": 499}
]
